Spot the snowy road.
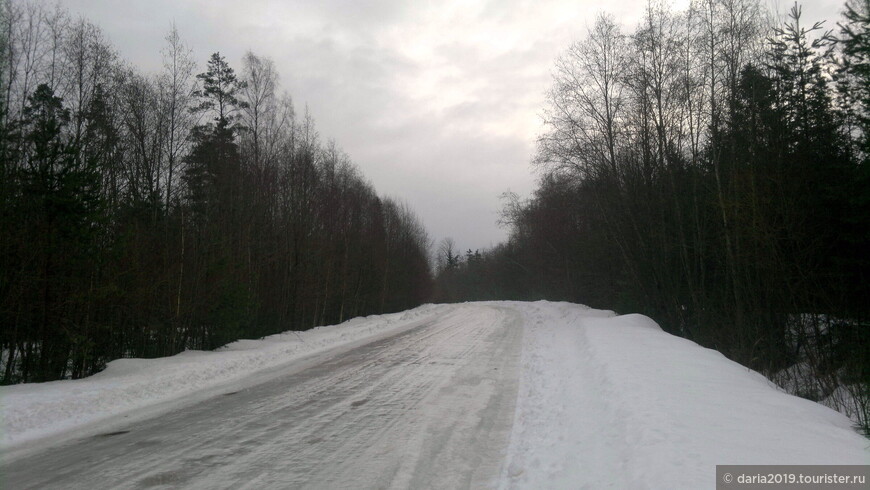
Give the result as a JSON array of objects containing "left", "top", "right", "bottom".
[
  {"left": 2, "top": 305, "right": 523, "bottom": 489},
  {"left": 3, "top": 301, "right": 867, "bottom": 489}
]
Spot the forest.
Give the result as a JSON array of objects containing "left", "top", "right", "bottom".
[
  {"left": 435, "top": 0, "right": 869, "bottom": 434},
  {"left": 0, "top": 2, "right": 433, "bottom": 383},
  {"left": 1, "top": 0, "right": 867, "bottom": 436}
]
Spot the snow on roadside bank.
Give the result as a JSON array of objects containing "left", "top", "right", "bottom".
[
  {"left": 498, "top": 301, "right": 869, "bottom": 490},
  {"left": 0, "top": 304, "right": 447, "bottom": 453}
]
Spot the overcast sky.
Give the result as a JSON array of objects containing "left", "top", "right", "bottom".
[{"left": 59, "top": 0, "right": 845, "bottom": 252}]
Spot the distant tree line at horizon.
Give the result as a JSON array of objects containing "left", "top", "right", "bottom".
[
  {"left": 435, "top": 0, "right": 869, "bottom": 434},
  {"left": 0, "top": 1, "right": 432, "bottom": 383}
]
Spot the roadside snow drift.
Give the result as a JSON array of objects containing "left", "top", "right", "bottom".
[{"left": 497, "top": 301, "right": 869, "bottom": 489}]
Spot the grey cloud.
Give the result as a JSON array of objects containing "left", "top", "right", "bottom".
[{"left": 56, "top": 0, "right": 844, "bottom": 252}]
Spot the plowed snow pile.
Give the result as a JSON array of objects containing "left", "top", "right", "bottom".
[{"left": 496, "top": 301, "right": 868, "bottom": 489}]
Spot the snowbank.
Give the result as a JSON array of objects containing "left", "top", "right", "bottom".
[
  {"left": 498, "top": 301, "right": 869, "bottom": 490},
  {"left": 0, "top": 304, "right": 446, "bottom": 453}
]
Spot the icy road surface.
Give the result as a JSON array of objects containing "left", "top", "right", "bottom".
[
  {"left": 2, "top": 301, "right": 867, "bottom": 489},
  {"left": 2, "top": 305, "right": 523, "bottom": 489}
]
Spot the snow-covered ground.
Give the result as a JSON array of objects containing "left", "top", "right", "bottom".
[
  {"left": 498, "top": 301, "right": 868, "bottom": 489},
  {"left": 2, "top": 301, "right": 867, "bottom": 489},
  {"left": 0, "top": 303, "right": 449, "bottom": 454},
  {"left": 2, "top": 303, "right": 522, "bottom": 489}
]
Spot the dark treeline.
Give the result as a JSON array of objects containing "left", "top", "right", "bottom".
[
  {"left": 0, "top": 2, "right": 432, "bottom": 383},
  {"left": 436, "top": 0, "right": 869, "bottom": 433}
]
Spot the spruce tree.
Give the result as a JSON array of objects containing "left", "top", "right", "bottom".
[
  {"left": 839, "top": 0, "right": 870, "bottom": 155},
  {"left": 19, "top": 84, "right": 102, "bottom": 381}
]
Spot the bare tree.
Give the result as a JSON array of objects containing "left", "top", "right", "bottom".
[
  {"left": 240, "top": 51, "right": 277, "bottom": 169},
  {"left": 538, "top": 13, "right": 628, "bottom": 181},
  {"left": 159, "top": 23, "right": 197, "bottom": 209}
]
